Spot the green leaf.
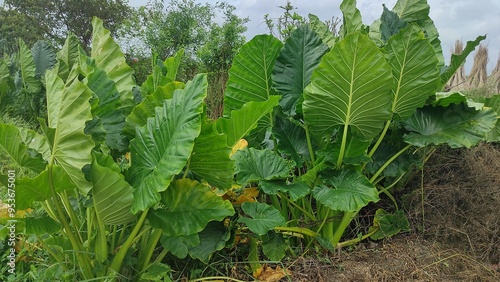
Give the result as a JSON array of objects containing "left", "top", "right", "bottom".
[
  {"left": 366, "top": 142, "right": 417, "bottom": 178},
  {"left": 384, "top": 24, "right": 440, "bottom": 120},
  {"left": 262, "top": 231, "right": 287, "bottom": 261},
  {"left": 18, "top": 127, "right": 51, "bottom": 162},
  {"left": 83, "top": 59, "right": 127, "bottom": 151},
  {"left": 141, "top": 50, "right": 184, "bottom": 96},
  {"left": 380, "top": 4, "right": 408, "bottom": 43},
  {"left": 45, "top": 68, "right": 94, "bottom": 194},
  {"left": 369, "top": 209, "right": 409, "bottom": 240},
  {"left": 91, "top": 17, "right": 135, "bottom": 115},
  {"left": 303, "top": 32, "right": 393, "bottom": 140},
  {"left": 160, "top": 233, "right": 199, "bottom": 259},
  {"left": 128, "top": 75, "right": 207, "bottom": 213},
  {"left": 439, "top": 35, "right": 486, "bottom": 89},
  {"left": 0, "top": 124, "right": 47, "bottom": 173},
  {"left": 56, "top": 34, "right": 82, "bottom": 82},
  {"left": 317, "top": 135, "right": 371, "bottom": 166},
  {"left": 391, "top": 0, "right": 444, "bottom": 68},
  {"left": 339, "top": 0, "right": 365, "bottom": 38},
  {"left": 392, "top": 0, "right": 429, "bottom": 22},
  {"left": 148, "top": 179, "right": 234, "bottom": 237},
  {"left": 189, "top": 121, "right": 233, "bottom": 190},
  {"left": 233, "top": 148, "right": 291, "bottom": 184},
  {"left": 272, "top": 118, "right": 310, "bottom": 167},
  {"left": 260, "top": 180, "right": 310, "bottom": 201},
  {"left": 31, "top": 41, "right": 57, "bottom": 79},
  {"left": 24, "top": 216, "right": 61, "bottom": 235},
  {"left": 91, "top": 157, "right": 134, "bottom": 225},
  {"left": 140, "top": 262, "right": 172, "bottom": 282},
  {"left": 223, "top": 35, "right": 283, "bottom": 116},
  {"left": 238, "top": 202, "right": 286, "bottom": 235},
  {"left": 272, "top": 25, "right": 329, "bottom": 116},
  {"left": 418, "top": 18, "right": 444, "bottom": 69},
  {"left": 189, "top": 221, "right": 231, "bottom": 263},
  {"left": 483, "top": 94, "right": 500, "bottom": 142},
  {"left": 312, "top": 169, "right": 379, "bottom": 212},
  {"left": 16, "top": 165, "right": 76, "bottom": 210},
  {"left": 18, "top": 39, "right": 41, "bottom": 93},
  {"left": 215, "top": 97, "right": 280, "bottom": 148},
  {"left": 403, "top": 104, "right": 497, "bottom": 148},
  {"left": 124, "top": 82, "right": 185, "bottom": 138},
  {"left": 308, "top": 14, "right": 336, "bottom": 48}
]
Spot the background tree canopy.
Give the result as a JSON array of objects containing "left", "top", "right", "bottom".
[{"left": 1, "top": 0, "right": 131, "bottom": 50}]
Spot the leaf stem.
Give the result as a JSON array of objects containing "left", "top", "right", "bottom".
[
  {"left": 47, "top": 163, "right": 93, "bottom": 279},
  {"left": 369, "top": 144, "right": 412, "bottom": 183},
  {"left": 303, "top": 122, "right": 316, "bottom": 165},
  {"left": 109, "top": 208, "right": 150, "bottom": 275},
  {"left": 138, "top": 228, "right": 163, "bottom": 273}
]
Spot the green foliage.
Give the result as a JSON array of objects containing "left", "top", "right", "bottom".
[
  {"left": 2, "top": 0, "right": 132, "bottom": 49},
  {"left": 221, "top": 0, "right": 494, "bottom": 257},
  {"left": 0, "top": 0, "right": 497, "bottom": 279},
  {"left": 0, "top": 19, "right": 237, "bottom": 280}
]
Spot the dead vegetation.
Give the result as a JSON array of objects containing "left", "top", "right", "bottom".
[{"left": 447, "top": 41, "right": 500, "bottom": 94}]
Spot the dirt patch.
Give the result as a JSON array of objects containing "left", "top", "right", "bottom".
[
  {"left": 405, "top": 143, "right": 500, "bottom": 264},
  {"left": 280, "top": 236, "right": 498, "bottom": 282}
]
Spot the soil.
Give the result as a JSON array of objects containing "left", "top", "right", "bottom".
[{"left": 229, "top": 143, "right": 500, "bottom": 282}]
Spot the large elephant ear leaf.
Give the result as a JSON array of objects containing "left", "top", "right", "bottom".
[
  {"left": 223, "top": 35, "right": 283, "bottom": 116},
  {"left": 303, "top": 32, "right": 393, "bottom": 140},
  {"left": 189, "top": 121, "right": 234, "bottom": 190},
  {"left": 91, "top": 157, "right": 134, "bottom": 225},
  {"left": 312, "top": 169, "right": 379, "bottom": 212},
  {"left": 147, "top": 179, "right": 234, "bottom": 237},
  {"left": 141, "top": 49, "right": 184, "bottom": 96},
  {"left": 403, "top": 104, "right": 497, "bottom": 148},
  {"left": 128, "top": 74, "right": 207, "bottom": 214},
  {"left": 272, "top": 25, "right": 329, "bottom": 116},
  {"left": 483, "top": 94, "right": 500, "bottom": 142},
  {"left": 215, "top": 97, "right": 280, "bottom": 148},
  {"left": 91, "top": 17, "right": 135, "bottom": 115},
  {"left": 384, "top": 24, "right": 439, "bottom": 120},
  {"left": 0, "top": 124, "right": 47, "bottom": 173},
  {"left": 16, "top": 165, "right": 76, "bottom": 210},
  {"left": 232, "top": 148, "right": 291, "bottom": 184},
  {"left": 31, "top": 41, "right": 57, "bottom": 79},
  {"left": 56, "top": 34, "right": 83, "bottom": 82},
  {"left": 308, "top": 14, "right": 336, "bottom": 48},
  {"left": 46, "top": 68, "right": 94, "bottom": 194},
  {"left": 18, "top": 39, "right": 41, "bottom": 93},
  {"left": 83, "top": 59, "right": 127, "bottom": 151},
  {"left": 339, "top": 0, "right": 365, "bottom": 38},
  {"left": 124, "top": 82, "right": 185, "bottom": 139},
  {"left": 391, "top": 0, "right": 444, "bottom": 68}
]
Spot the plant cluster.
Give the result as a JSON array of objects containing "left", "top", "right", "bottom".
[{"left": 0, "top": 0, "right": 499, "bottom": 281}]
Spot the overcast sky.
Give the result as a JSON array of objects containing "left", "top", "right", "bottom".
[
  {"left": 128, "top": 0, "right": 499, "bottom": 73},
  {"left": 1, "top": 0, "right": 497, "bottom": 72}
]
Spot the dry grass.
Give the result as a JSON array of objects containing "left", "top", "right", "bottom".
[
  {"left": 490, "top": 52, "right": 500, "bottom": 94},
  {"left": 447, "top": 40, "right": 467, "bottom": 92},
  {"left": 467, "top": 44, "right": 489, "bottom": 89}
]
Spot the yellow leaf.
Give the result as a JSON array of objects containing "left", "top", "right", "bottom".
[
  {"left": 230, "top": 139, "right": 248, "bottom": 157},
  {"left": 255, "top": 265, "right": 291, "bottom": 282}
]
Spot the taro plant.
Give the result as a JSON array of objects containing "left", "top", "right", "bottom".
[
  {"left": 0, "top": 17, "right": 249, "bottom": 281},
  {"left": 218, "top": 0, "right": 499, "bottom": 266}
]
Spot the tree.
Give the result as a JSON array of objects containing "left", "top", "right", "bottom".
[
  {"left": 139, "top": 0, "right": 214, "bottom": 60},
  {"left": 2, "top": 0, "right": 132, "bottom": 50}
]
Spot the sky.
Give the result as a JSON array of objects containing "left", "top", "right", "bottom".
[
  {"left": 127, "top": 0, "right": 500, "bottom": 73},
  {"left": 1, "top": 0, "right": 497, "bottom": 72}
]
